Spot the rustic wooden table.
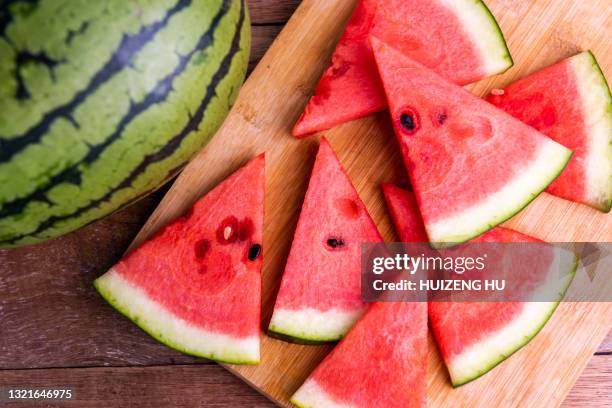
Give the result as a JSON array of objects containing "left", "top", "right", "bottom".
[{"left": 0, "top": 1, "right": 610, "bottom": 406}]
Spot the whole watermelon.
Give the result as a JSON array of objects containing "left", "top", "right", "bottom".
[{"left": 0, "top": 0, "right": 250, "bottom": 247}]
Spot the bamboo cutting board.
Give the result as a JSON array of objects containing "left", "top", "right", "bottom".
[{"left": 130, "top": 0, "right": 612, "bottom": 406}]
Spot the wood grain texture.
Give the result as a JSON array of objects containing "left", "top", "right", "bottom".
[
  {"left": 598, "top": 329, "right": 612, "bottom": 353},
  {"left": 250, "top": 25, "right": 284, "bottom": 73},
  {"left": 128, "top": 0, "right": 612, "bottom": 407},
  {"left": 0, "top": 358, "right": 609, "bottom": 408},
  {"left": 249, "top": 0, "right": 302, "bottom": 24},
  {"left": 0, "top": 365, "right": 275, "bottom": 408},
  {"left": 0, "top": 358, "right": 609, "bottom": 407},
  {"left": 0, "top": 189, "right": 205, "bottom": 369},
  {"left": 561, "top": 355, "right": 612, "bottom": 408},
  {"left": 249, "top": 0, "right": 303, "bottom": 73}
]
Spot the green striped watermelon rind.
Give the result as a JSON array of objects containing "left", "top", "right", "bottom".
[
  {"left": 449, "top": 252, "right": 579, "bottom": 387},
  {"left": 94, "top": 268, "right": 260, "bottom": 365},
  {"left": 448, "top": 0, "right": 513, "bottom": 75},
  {"left": 428, "top": 143, "right": 573, "bottom": 248},
  {"left": 268, "top": 308, "right": 364, "bottom": 344},
  {"left": 487, "top": 50, "right": 611, "bottom": 213},
  {"left": 290, "top": 380, "right": 338, "bottom": 408},
  {"left": 0, "top": 0, "right": 251, "bottom": 247},
  {"left": 267, "top": 328, "right": 335, "bottom": 346},
  {"left": 581, "top": 50, "right": 612, "bottom": 212}
]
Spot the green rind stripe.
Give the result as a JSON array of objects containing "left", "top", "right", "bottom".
[
  {"left": 0, "top": 0, "right": 230, "bottom": 219},
  {"left": 0, "top": 0, "right": 193, "bottom": 162},
  {"left": 1, "top": 0, "right": 249, "bottom": 246},
  {"left": 0, "top": 1, "right": 39, "bottom": 36},
  {"left": 0, "top": 0, "right": 222, "bottom": 206},
  {"left": 477, "top": 0, "right": 514, "bottom": 71},
  {"left": 585, "top": 50, "right": 612, "bottom": 213},
  {"left": 93, "top": 271, "right": 259, "bottom": 364},
  {"left": 430, "top": 147, "right": 573, "bottom": 248},
  {"left": 267, "top": 327, "right": 340, "bottom": 345},
  {"left": 451, "top": 255, "right": 579, "bottom": 387}
]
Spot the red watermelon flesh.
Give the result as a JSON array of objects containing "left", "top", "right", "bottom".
[
  {"left": 269, "top": 138, "right": 384, "bottom": 342},
  {"left": 487, "top": 51, "right": 612, "bottom": 212},
  {"left": 291, "top": 301, "right": 427, "bottom": 408},
  {"left": 372, "top": 37, "right": 573, "bottom": 246},
  {"left": 382, "top": 184, "right": 577, "bottom": 386},
  {"left": 292, "top": 0, "right": 513, "bottom": 137},
  {"left": 94, "top": 155, "right": 265, "bottom": 364}
]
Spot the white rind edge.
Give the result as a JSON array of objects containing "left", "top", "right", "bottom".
[
  {"left": 269, "top": 307, "right": 363, "bottom": 341},
  {"left": 427, "top": 139, "right": 572, "bottom": 244},
  {"left": 446, "top": 247, "right": 577, "bottom": 384},
  {"left": 569, "top": 51, "right": 612, "bottom": 209},
  {"left": 95, "top": 268, "right": 259, "bottom": 363},
  {"left": 292, "top": 379, "right": 352, "bottom": 408},
  {"left": 440, "top": 0, "right": 512, "bottom": 75},
  {"left": 447, "top": 301, "right": 557, "bottom": 383}
]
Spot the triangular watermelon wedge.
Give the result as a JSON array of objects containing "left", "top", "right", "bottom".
[
  {"left": 372, "top": 37, "right": 573, "bottom": 246},
  {"left": 382, "top": 183, "right": 577, "bottom": 386},
  {"left": 269, "top": 138, "right": 384, "bottom": 342},
  {"left": 291, "top": 301, "right": 427, "bottom": 408},
  {"left": 292, "top": 0, "right": 513, "bottom": 137},
  {"left": 94, "top": 155, "right": 265, "bottom": 364},
  {"left": 487, "top": 51, "right": 612, "bottom": 212}
]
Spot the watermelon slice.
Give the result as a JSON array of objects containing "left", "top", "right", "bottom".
[
  {"left": 291, "top": 301, "right": 427, "bottom": 408},
  {"left": 372, "top": 38, "right": 573, "bottom": 246},
  {"left": 269, "top": 138, "right": 383, "bottom": 342},
  {"left": 487, "top": 51, "right": 612, "bottom": 212},
  {"left": 94, "top": 155, "right": 265, "bottom": 364},
  {"left": 292, "top": 0, "right": 513, "bottom": 137},
  {"left": 382, "top": 183, "right": 577, "bottom": 386}
]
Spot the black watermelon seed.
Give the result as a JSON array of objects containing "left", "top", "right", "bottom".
[
  {"left": 327, "top": 238, "right": 345, "bottom": 249},
  {"left": 248, "top": 244, "right": 262, "bottom": 261},
  {"left": 400, "top": 113, "right": 415, "bottom": 130},
  {"left": 398, "top": 107, "right": 420, "bottom": 134}
]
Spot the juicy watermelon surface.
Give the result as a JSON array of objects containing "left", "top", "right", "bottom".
[
  {"left": 373, "top": 38, "right": 573, "bottom": 246},
  {"left": 487, "top": 51, "right": 612, "bottom": 212},
  {"left": 269, "top": 138, "right": 383, "bottom": 342},
  {"left": 95, "top": 155, "right": 265, "bottom": 364},
  {"left": 382, "top": 184, "right": 577, "bottom": 386},
  {"left": 292, "top": 302, "right": 427, "bottom": 408},
  {"left": 293, "top": 0, "right": 512, "bottom": 136}
]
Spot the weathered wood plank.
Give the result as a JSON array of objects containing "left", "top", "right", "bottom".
[
  {"left": 0, "top": 357, "right": 608, "bottom": 407},
  {"left": 250, "top": 25, "right": 284, "bottom": 73},
  {"left": 562, "top": 355, "right": 612, "bottom": 407},
  {"left": 597, "top": 329, "right": 612, "bottom": 354},
  {"left": 0, "top": 365, "right": 274, "bottom": 407},
  {"left": 0, "top": 189, "right": 204, "bottom": 369},
  {"left": 249, "top": 0, "right": 301, "bottom": 24}
]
